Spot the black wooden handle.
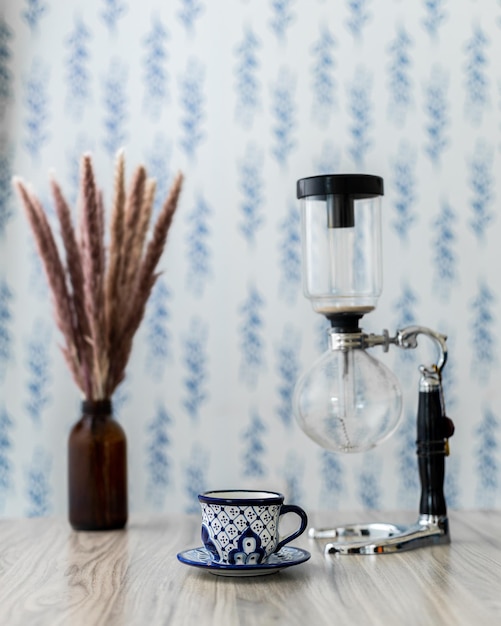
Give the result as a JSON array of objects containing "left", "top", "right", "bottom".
[{"left": 416, "top": 388, "right": 454, "bottom": 517}]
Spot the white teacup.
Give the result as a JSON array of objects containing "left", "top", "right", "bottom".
[{"left": 198, "top": 490, "right": 308, "bottom": 565}]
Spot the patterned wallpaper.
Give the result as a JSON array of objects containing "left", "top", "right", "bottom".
[{"left": 0, "top": 0, "right": 500, "bottom": 518}]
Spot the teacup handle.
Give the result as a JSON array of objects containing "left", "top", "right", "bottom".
[{"left": 275, "top": 504, "right": 308, "bottom": 552}]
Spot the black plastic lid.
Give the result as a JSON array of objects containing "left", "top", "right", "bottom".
[{"left": 297, "top": 174, "right": 384, "bottom": 199}]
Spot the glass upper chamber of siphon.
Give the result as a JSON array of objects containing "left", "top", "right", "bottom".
[{"left": 293, "top": 174, "right": 402, "bottom": 453}]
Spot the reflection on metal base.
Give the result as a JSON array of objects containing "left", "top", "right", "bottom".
[{"left": 310, "top": 515, "right": 450, "bottom": 555}]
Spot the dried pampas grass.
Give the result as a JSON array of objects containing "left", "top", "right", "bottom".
[{"left": 14, "top": 151, "right": 183, "bottom": 400}]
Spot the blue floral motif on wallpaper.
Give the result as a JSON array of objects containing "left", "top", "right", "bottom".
[
  {"left": 283, "top": 450, "right": 303, "bottom": 504},
  {"left": 25, "top": 321, "right": 52, "bottom": 424},
  {"left": 102, "top": 59, "right": 128, "bottom": 157},
  {"left": 345, "top": 0, "right": 372, "bottom": 40},
  {"left": 422, "top": 0, "right": 448, "bottom": 40},
  {"left": 177, "top": 0, "right": 204, "bottom": 35},
  {"left": 65, "top": 17, "right": 92, "bottom": 120},
  {"left": 432, "top": 200, "right": 457, "bottom": 299},
  {"left": 185, "top": 194, "right": 212, "bottom": 296},
  {"left": 319, "top": 450, "right": 344, "bottom": 508},
  {"left": 0, "top": 17, "right": 13, "bottom": 116},
  {"left": 463, "top": 24, "right": 490, "bottom": 124},
  {"left": 112, "top": 379, "right": 129, "bottom": 419},
  {"left": 269, "top": 0, "right": 296, "bottom": 43},
  {"left": 146, "top": 403, "right": 173, "bottom": 509},
  {"left": 391, "top": 141, "right": 417, "bottom": 241},
  {"left": 0, "top": 407, "right": 13, "bottom": 507},
  {"left": 182, "top": 318, "right": 209, "bottom": 421},
  {"left": 23, "top": 59, "right": 50, "bottom": 160},
  {"left": 241, "top": 408, "right": 267, "bottom": 479},
  {"left": 470, "top": 280, "right": 497, "bottom": 384},
  {"left": 28, "top": 241, "right": 46, "bottom": 299},
  {"left": 144, "top": 278, "right": 171, "bottom": 381},
  {"left": 184, "top": 444, "right": 208, "bottom": 514},
  {"left": 239, "top": 284, "right": 266, "bottom": 389},
  {"left": 475, "top": 406, "right": 499, "bottom": 507},
  {"left": 315, "top": 317, "right": 331, "bottom": 356},
  {"left": 0, "top": 280, "right": 13, "bottom": 380},
  {"left": 179, "top": 58, "right": 205, "bottom": 161},
  {"left": 423, "top": 66, "right": 449, "bottom": 165},
  {"left": 468, "top": 140, "right": 494, "bottom": 241},
  {"left": 386, "top": 25, "right": 413, "bottom": 125},
  {"left": 25, "top": 448, "right": 52, "bottom": 517},
  {"left": 444, "top": 456, "right": 460, "bottom": 509},
  {"left": 64, "top": 149, "right": 78, "bottom": 204},
  {"left": 142, "top": 16, "right": 169, "bottom": 121},
  {"left": 278, "top": 201, "right": 301, "bottom": 304},
  {"left": 101, "top": 0, "right": 128, "bottom": 34},
  {"left": 22, "top": 0, "right": 48, "bottom": 32},
  {"left": 0, "top": 147, "right": 13, "bottom": 238},
  {"left": 270, "top": 68, "right": 296, "bottom": 168},
  {"left": 275, "top": 327, "right": 300, "bottom": 428},
  {"left": 145, "top": 133, "right": 172, "bottom": 218},
  {"left": 392, "top": 282, "right": 419, "bottom": 368},
  {"left": 357, "top": 455, "right": 381, "bottom": 510},
  {"left": 238, "top": 143, "right": 265, "bottom": 246},
  {"left": 348, "top": 67, "right": 372, "bottom": 167},
  {"left": 310, "top": 25, "right": 336, "bottom": 125},
  {"left": 234, "top": 26, "right": 261, "bottom": 128}
]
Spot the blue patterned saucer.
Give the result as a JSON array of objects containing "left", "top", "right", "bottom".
[{"left": 177, "top": 545, "right": 311, "bottom": 577}]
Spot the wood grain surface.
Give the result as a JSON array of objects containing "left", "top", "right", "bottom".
[{"left": 0, "top": 510, "right": 499, "bottom": 626}]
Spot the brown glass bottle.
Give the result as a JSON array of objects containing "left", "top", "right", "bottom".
[{"left": 68, "top": 399, "right": 128, "bottom": 531}]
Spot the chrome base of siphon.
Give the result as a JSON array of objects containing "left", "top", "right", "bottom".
[{"left": 310, "top": 515, "right": 450, "bottom": 555}]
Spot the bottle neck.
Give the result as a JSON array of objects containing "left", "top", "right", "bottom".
[{"left": 81, "top": 398, "right": 112, "bottom": 417}]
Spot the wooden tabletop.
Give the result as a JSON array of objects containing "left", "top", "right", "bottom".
[{"left": 0, "top": 510, "right": 499, "bottom": 625}]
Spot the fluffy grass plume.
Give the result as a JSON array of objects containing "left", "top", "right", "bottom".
[{"left": 14, "top": 152, "right": 184, "bottom": 400}]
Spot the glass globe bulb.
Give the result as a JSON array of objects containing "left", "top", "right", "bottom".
[{"left": 293, "top": 344, "right": 402, "bottom": 453}]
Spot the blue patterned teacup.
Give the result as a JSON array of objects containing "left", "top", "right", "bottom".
[{"left": 198, "top": 490, "right": 308, "bottom": 565}]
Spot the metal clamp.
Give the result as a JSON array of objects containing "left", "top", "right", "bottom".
[{"left": 327, "top": 325, "right": 448, "bottom": 379}]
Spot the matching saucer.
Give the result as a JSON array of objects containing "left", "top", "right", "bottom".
[{"left": 177, "top": 545, "right": 311, "bottom": 577}]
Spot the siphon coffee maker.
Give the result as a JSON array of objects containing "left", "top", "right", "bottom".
[{"left": 293, "top": 174, "right": 455, "bottom": 554}]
